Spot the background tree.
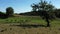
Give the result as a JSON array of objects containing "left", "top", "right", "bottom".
[
  {"left": 31, "top": 0, "right": 55, "bottom": 27},
  {"left": 6, "top": 7, "right": 14, "bottom": 17}
]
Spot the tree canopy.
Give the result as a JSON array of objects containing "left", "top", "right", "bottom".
[{"left": 6, "top": 7, "right": 14, "bottom": 17}]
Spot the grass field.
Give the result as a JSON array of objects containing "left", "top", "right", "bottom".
[
  {"left": 0, "top": 15, "right": 60, "bottom": 34},
  {"left": 0, "top": 16, "right": 46, "bottom": 24}
]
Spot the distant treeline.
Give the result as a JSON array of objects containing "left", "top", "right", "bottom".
[
  {"left": 19, "top": 9, "right": 60, "bottom": 18},
  {"left": 19, "top": 11, "right": 40, "bottom": 16},
  {"left": 0, "top": 12, "right": 7, "bottom": 19}
]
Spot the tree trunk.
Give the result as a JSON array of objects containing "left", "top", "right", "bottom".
[{"left": 46, "top": 18, "right": 50, "bottom": 27}]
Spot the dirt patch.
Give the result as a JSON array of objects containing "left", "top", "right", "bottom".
[{"left": 0, "top": 23, "right": 59, "bottom": 34}]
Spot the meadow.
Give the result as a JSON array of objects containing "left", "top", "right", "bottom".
[{"left": 0, "top": 15, "right": 60, "bottom": 34}]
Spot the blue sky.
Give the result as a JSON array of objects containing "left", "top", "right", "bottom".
[{"left": 0, "top": 0, "right": 60, "bottom": 13}]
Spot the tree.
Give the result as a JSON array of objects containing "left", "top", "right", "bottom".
[
  {"left": 6, "top": 7, "right": 14, "bottom": 17},
  {"left": 31, "top": 3, "right": 38, "bottom": 11},
  {"left": 31, "top": 0, "right": 55, "bottom": 27}
]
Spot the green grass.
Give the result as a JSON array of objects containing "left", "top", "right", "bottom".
[
  {"left": 0, "top": 16, "right": 60, "bottom": 34},
  {"left": 0, "top": 16, "right": 60, "bottom": 27},
  {"left": 0, "top": 16, "right": 45, "bottom": 24}
]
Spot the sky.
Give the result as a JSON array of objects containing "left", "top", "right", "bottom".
[{"left": 0, "top": 0, "right": 60, "bottom": 13}]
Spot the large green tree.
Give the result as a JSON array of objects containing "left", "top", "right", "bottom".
[
  {"left": 31, "top": 0, "right": 55, "bottom": 27},
  {"left": 6, "top": 7, "right": 14, "bottom": 17}
]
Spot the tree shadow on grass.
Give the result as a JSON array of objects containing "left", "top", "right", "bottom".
[{"left": 13, "top": 24, "right": 47, "bottom": 28}]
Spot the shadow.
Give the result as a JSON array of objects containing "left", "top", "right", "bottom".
[{"left": 12, "top": 24, "right": 47, "bottom": 28}]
